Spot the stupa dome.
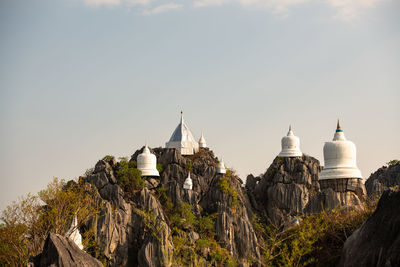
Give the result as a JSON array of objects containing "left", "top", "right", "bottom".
[
  {"left": 319, "top": 120, "right": 362, "bottom": 180},
  {"left": 199, "top": 133, "right": 207, "bottom": 148},
  {"left": 278, "top": 125, "right": 302, "bottom": 157},
  {"left": 166, "top": 111, "right": 199, "bottom": 155},
  {"left": 183, "top": 172, "right": 193, "bottom": 190},
  {"left": 217, "top": 159, "right": 226, "bottom": 174},
  {"left": 137, "top": 145, "right": 160, "bottom": 177}
]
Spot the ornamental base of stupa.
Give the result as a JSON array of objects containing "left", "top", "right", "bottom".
[{"left": 306, "top": 178, "right": 366, "bottom": 213}]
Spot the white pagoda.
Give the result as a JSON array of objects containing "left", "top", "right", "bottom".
[
  {"left": 217, "top": 159, "right": 227, "bottom": 174},
  {"left": 165, "top": 111, "right": 199, "bottom": 155},
  {"left": 278, "top": 125, "right": 302, "bottom": 157},
  {"left": 137, "top": 145, "right": 160, "bottom": 177},
  {"left": 199, "top": 133, "right": 207, "bottom": 148},
  {"left": 319, "top": 120, "right": 362, "bottom": 180},
  {"left": 183, "top": 172, "right": 193, "bottom": 190}
]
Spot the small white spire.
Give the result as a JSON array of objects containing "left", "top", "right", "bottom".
[
  {"left": 66, "top": 215, "right": 84, "bottom": 250},
  {"left": 183, "top": 172, "right": 193, "bottom": 190},
  {"left": 217, "top": 159, "right": 226, "bottom": 174}
]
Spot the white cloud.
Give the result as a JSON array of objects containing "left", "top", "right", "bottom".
[
  {"left": 83, "top": 0, "right": 121, "bottom": 7},
  {"left": 194, "top": 0, "right": 231, "bottom": 8},
  {"left": 327, "top": 0, "right": 386, "bottom": 22},
  {"left": 143, "top": 3, "right": 183, "bottom": 15},
  {"left": 80, "top": 0, "right": 389, "bottom": 20}
]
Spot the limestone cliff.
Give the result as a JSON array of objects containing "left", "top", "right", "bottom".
[{"left": 365, "top": 163, "right": 400, "bottom": 198}]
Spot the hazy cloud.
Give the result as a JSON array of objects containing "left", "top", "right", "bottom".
[
  {"left": 143, "top": 3, "right": 183, "bottom": 15},
  {"left": 327, "top": 0, "right": 387, "bottom": 21},
  {"left": 83, "top": 0, "right": 121, "bottom": 6},
  {"left": 80, "top": 0, "right": 389, "bottom": 20}
]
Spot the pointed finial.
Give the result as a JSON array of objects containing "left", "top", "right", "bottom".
[
  {"left": 180, "top": 110, "right": 184, "bottom": 123},
  {"left": 336, "top": 119, "right": 343, "bottom": 132},
  {"left": 289, "top": 125, "right": 292, "bottom": 131}
]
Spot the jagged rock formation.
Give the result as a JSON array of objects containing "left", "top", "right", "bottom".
[
  {"left": 81, "top": 147, "right": 260, "bottom": 266},
  {"left": 338, "top": 190, "right": 400, "bottom": 267},
  {"left": 247, "top": 155, "right": 321, "bottom": 226},
  {"left": 307, "top": 178, "right": 367, "bottom": 213},
  {"left": 34, "top": 233, "right": 103, "bottom": 267},
  {"left": 365, "top": 163, "right": 400, "bottom": 198}
]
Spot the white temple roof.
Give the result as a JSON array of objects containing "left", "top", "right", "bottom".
[
  {"left": 65, "top": 215, "right": 84, "bottom": 250},
  {"left": 166, "top": 111, "right": 199, "bottom": 155}
]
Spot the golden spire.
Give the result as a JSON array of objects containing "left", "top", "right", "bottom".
[{"left": 336, "top": 119, "right": 342, "bottom": 131}]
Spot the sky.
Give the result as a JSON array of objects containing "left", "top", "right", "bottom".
[{"left": 0, "top": 0, "right": 399, "bottom": 211}]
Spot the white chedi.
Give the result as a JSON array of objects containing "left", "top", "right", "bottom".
[
  {"left": 199, "top": 133, "right": 207, "bottom": 148},
  {"left": 278, "top": 125, "right": 302, "bottom": 157},
  {"left": 183, "top": 172, "right": 193, "bottom": 190},
  {"left": 217, "top": 159, "right": 226, "bottom": 174},
  {"left": 319, "top": 120, "right": 362, "bottom": 180},
  {"left": 137, "top": 145, "right": 160, "bottom": 177},
  {"left": 65, "top": 215, "right": 84, "bottom": 250},
  {"left": 165, "top": 111, "right": 200, "bottom": 155}
]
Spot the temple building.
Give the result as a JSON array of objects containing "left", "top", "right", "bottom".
[
  {"left": 278, "top": 125, "right": 302, "bottom": 157},
  {"left": 166, "top": 111, "right": 199, "bottom": 155},
  {"left": 183, "top": 172, "right": 193, "bottom": 190},
  {"left": 65, "top": 215, "right": 84, "bottom": 250},
  {"left": 199, "top": 133, "right": 207, "bottom": 148},
  {"left": 319, "top": 120, "right": 362, "bottom": 180},
  {"left": 217, "top": 159, "right": 226, "bottom": 174},
  {"left": 137, "top": 145, "right": 160, "bottom": 177}
]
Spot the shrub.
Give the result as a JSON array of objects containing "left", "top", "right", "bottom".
[
  {"left": 116, "top": 161, "right": 144, "bottom": 193},
  {"left": 387, "top": 159, "right": 400, "bottom": 166},
  {"left": 156, "top": 163, "right": 164, "bottom": 174},
  {"left": 170, "top": 202, "right": 197, "bottom": 230},
  {"left": 217, "top": 176, "right": 239, "bottom": 210}
]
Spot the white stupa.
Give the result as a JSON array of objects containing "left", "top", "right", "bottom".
[
  {"left": 65, "top": 215, "right": 84, "bottom": 250},
  {"left": 217, "top": 159, "right": 226, "bottom": 174},
  {"left": 137, "top": 145, "right": 160, "bottom": 177},
  {"left": 183, "top": 172, "right": 193, "bottom": 190},
  {"left": 165, "top": 111, "right": 199, "bottom": 155},
  {"left": 199, "top": 133, "right": 207, "bottom": 148},
  {"left": 319, "top": 120, "right": 362, "bottom": 180},
  {"left": 278, "top": 125, "right": 302, "bottom": 157}
]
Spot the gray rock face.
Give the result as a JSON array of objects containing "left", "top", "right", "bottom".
[
  {"left": 365, "top": 163, "right": 400, "bottom": 197},
  {"left": 249, "top": 155, "right": 321, "bottom": 225},
  {"left": 83, "top": 147, "right": 260, "bottom": 266},
  {"left": 338, "top": 190, "right": 400, "bottom": 267},
  {"left": 306, "top": 178, "right": 366, "bottom": 213},
  {"left": 37, "top": 233, "right": 103, "bottom": 267},
  {"left": 200, "top": 174, "right": 261, "bottom": 262}
]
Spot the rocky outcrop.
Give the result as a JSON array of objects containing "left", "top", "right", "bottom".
[
  {"left": 248, "top": 155, "right": 321, "bottom": 226},
  {"left": 83, "top": 157, "right": 173, "bottom": 267},
  {"left": 306, "top": 178, "right": 366, "bottom": 213},
  {"left": 81, "top": 148, "right": 260, "bottom": 266},
  {"left": 200, "top": 173, "right": 260, "bottom": 263},
  {"left": 338, "top": 190, "right": 400, "bottom": 267},
  {"left": 365, "top": 163, "right": 400, "bottom": 198},
  {"left": 36, "top": 233, "right": 103, "bottom": 267}
]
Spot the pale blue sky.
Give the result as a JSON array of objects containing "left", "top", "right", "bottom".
[{"left": 1, "top": 0, "right": 399, "bottom": 210}]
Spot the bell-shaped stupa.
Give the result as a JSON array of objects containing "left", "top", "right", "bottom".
[
  {"left": 319, "top": 120, "right": 362, "bottom": 180},
  {"left": 217, "top": 159, "right": 226, "bottom": 174},
  {"left": 199, "top": 133, "right": 207, "bottom": 148},
  {"left": 65, "top": 215, "right": 84, "bottom": 250},
  {"left": 166, "top": 111, "right": 199, "bottom": 155},
  {"left": 278, "top": 125, "right": 302, "bottom": 157},
  {"left": 183, "top": 172, "right": 193, "bottom": 190},
  {"left": 137, "top": 145, "right": 160, "bottom": 177}
]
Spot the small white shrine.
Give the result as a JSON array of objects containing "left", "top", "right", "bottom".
[
  {"left": 217, "top": 159, "right": 226, "bottom": 174},
  {"left": 137, "top": 145, "right": 160, "bottom": 177},
  {"left": 319, "top": 120, "right": 362, "bottom": 180},
  {"left": 165, "top": 111, "right": 199, "bottom": 155},
  {"left": 65, "top": 215, "right": 84, "bottom": 250},
  {"left": 199, "top": 133, "right": 207, "bottom": 148},
  {"left": 183, "top": 172, "right": 193, "bottom": 190},
  {"left": 278, "top": 125, "right": 302, "bottom": 157}
]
